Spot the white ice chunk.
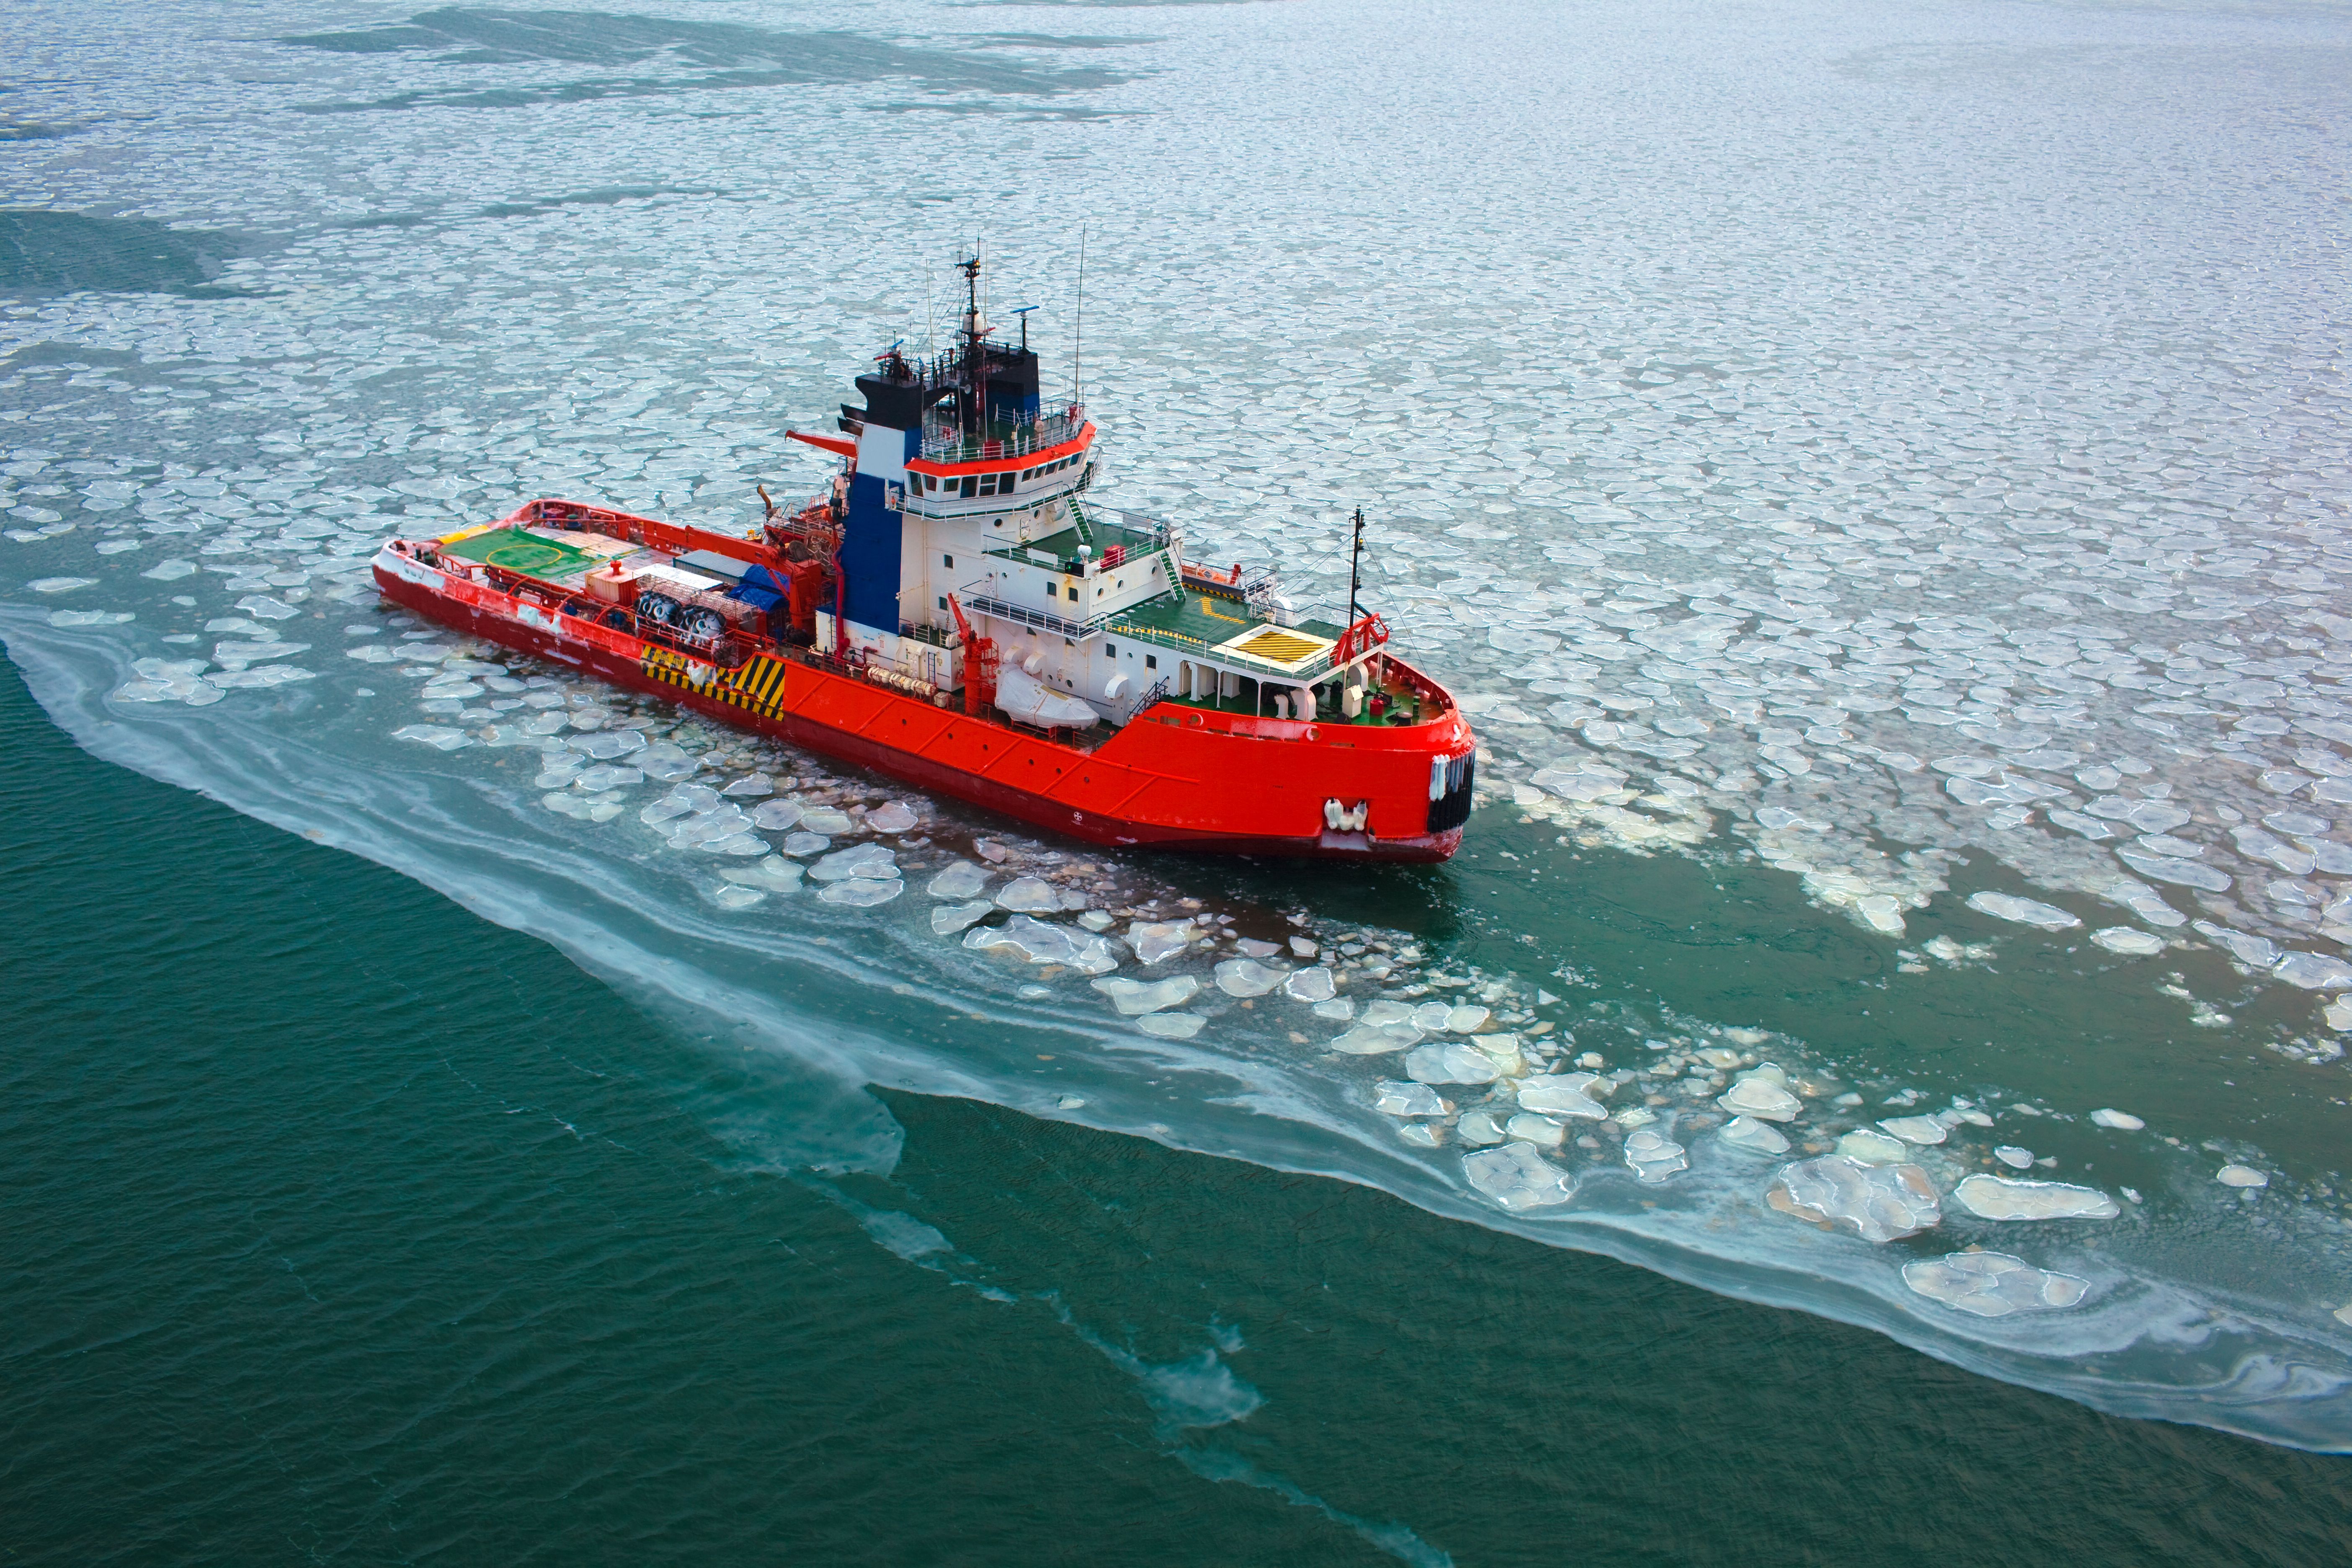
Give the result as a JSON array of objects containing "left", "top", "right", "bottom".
[
  {"left": 800, "top": 807, "right": 854, "bottom": 835},
  {"left": 1457, "top": 1110, "right": 1505, "bottom": 1146},
  {"left": 1995, "top": 1146, "right": 2035, "bottom": 1169},
  {"left": 1966, "top": 892, "right": 2080, "bottom": 930},
  {"left": 1718, "top": 1073, "right": 1802, "bottom": 1122},
  {"left": 1507, "top": 1113, "right": 1566, "bottom": 1148},
  {"left": 1514, "top": 1073, "right": 1609, "bottom": 1120},
  {"left": 995, "top": 876, "right": 1064, "bottom": 913},
  {"left": 2090, "top": 928, "right": 2166, "bottom": 955},
  {"left": 1766, "top": 1156, "right": 1941, "bottom": 1243},
  {"left": 1623, "top": 1128, "right": 1688, "bottom": 1184},
  {"left": 392, "top": 725, "right": 472, "bottom": 751},
  {"left": 1092, "top": 975, "right": 1200, "bottom": 1016},
  {"left": 1214, "top": 958, "right": 1286, "bottom": 997},
  {"left": 1903, "top": 1252, "right": 2090, "bottom": 1317},
  {"left": 811, "top": 843, "right": 898, "bottom": 883},
  {"left": 965, "top": 915, "right": 1083, "bottom": 965},
  {"left": 926, "top": 860, "right": 990, "bottom": 899},
  {"left": 1135, "top": 1012, "right": 1204, "bottom": 1039},
  {"left": 930, "top": 899, "right": 993, "bottom": 936},
  {"left": 869, "top": 800, "right": 918, "bottom": 833},
  {"left": 721, "top": 859, "right": 804, "bottom": 892},
  {"left": 1445, "top": 1004, "right": 1491, "bottom": 1034},
  {"left": 1462, "top": 1142, "right": 1575, "bottom": 1211},
  {"left": 28, "top": 577, "right": 94, "bottom": 593},
  {"left": 2088, "top": 1109, "right": 2144, "bottom": 1130},
  {"left": 751, "top": 799, "right": 805, "bottom": 832},
  {"left": 1282, "top": 967, "right": 1336, "bottom": 1003},
  {"left": 2274, "top": 953, "right": 2352, "bottom": 990},
  {"left": 1329, "top": 1021, "right": 1421, "bottom": 1055},
  {"left": 820, "top": 878, "right": 901, "bottom": 907},
  {"left": 570, "top": 729, "right": 645, "bottom": 760},
  {"left": 2215, "top": 1164, "right": 2269, "bottom": 1188},
  {"left": 1836, "top": 1129, "right": 1911, "bottom": 1164},
  {"left": 1405, "top": 1042, "right": 1502, "bottom": 1085},
  {"left": 1720, "top": 1116, "right": 1790, "bottom": 1155},
  {"left": 1879, "top": 1116, "right": 1948, "bottom": 1146},
  {"left": 721, "top": 772, "right": 774, "bottom": 797},
  {"left": 637, "top": 742, "right": 697, "bottom": 781},
  {"left": 1128, "top": 921, "right": 1197, "bottom": 964},
  {"left": 1952, "top": 1175, "right": 2120, "bottom": 1220},
  {"left": 1376, "top": 1081, "right": 1446, "bottom": 1117}
]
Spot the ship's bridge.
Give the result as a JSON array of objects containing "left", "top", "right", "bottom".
[{"left": 903, "top": 410, "right": 1095, "bottom": 515}]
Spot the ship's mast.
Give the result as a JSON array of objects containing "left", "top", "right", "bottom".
[
  {"left": 1347, "top": 505, "right": 1366, "bottom": 632},
  {"left": 959, "top": 250, "right": 985, "bottom": 432}
]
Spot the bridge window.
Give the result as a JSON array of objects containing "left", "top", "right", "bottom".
[
  {"left": 942, "top": 553, "right": 953, "bottom": 568},
  {"left": 959, "top": 475, "right": 977, "bottom": 498},
  {"left": 1145, "top": 655, "right": 1156, "bottom": 669}
]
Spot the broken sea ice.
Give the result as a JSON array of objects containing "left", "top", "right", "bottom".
[
  {"left": 1766, "top": 1155, "right": 1942, "bottom": 1243},
  {"left": 1951, "top": 1174, "right": 2120, "bottom": 1221},
  {"left": 1903, "top": 1251, "right": 2091, "bottom": 1317},
  {"left": 1462, "top": 1141, "right": 1575, "bottom": 1211}
]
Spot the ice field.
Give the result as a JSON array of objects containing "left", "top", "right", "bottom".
[{"left": 4, "top": 0, "right": 2352, "bottom": 1447}]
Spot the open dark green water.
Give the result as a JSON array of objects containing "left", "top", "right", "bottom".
[{"left": 6, "top": 662, "right": 2349, "bottom": 1563}]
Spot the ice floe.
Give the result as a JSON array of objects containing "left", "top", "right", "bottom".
[
  {"left": 1515, "top": 1073, "right": 1609, "bottom": 1119},
  {"left": 1622, "top": 1128, "right": 1688, "bottom": 1183},
  {"left": 1462, "top": 1142, "right": 1575, "bottom": 1211},
  {"left": 1093, "top": 975, "right": 1200, "bottom": 1016},
  {"left": 1719, "top": 1116, "right": 1790, "bottom": 1155},
  {"left": 1903, "top": 1252, "right": 2090, "bottom": 1317},
  {"left": 1717, "top": 1068, "right": 1801, "bottom": 1122},
  {"left": 1375, "top": 1081, "right": 1446, "bottom": 1117},
  {"left": 1405, "top": 1042, "right": 1501, "bottom": 1085},
  {"left": 1212, "top": 958, "right": 1286, "bottom": 997},
  {"left": 1951, "top": 1175, "right": 2120, "bottom": 1222},
  {"left": 1767, "top": 1156, "right": 1941, "bottom": 1243},
  {"left": 1966, "top": 892, "right": 2080, "bottom": 930}
]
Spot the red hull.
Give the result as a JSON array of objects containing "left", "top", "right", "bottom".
[{"left": 375, "top": 554, "right": 1473, "bottom": 862}]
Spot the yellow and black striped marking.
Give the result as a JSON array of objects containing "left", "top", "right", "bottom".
[{"left": 640, "top": 646, "right": 792, "bottom": 717}]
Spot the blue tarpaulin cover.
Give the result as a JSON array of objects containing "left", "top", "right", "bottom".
[{"left": 727, "top": 565, "right": 786, "bottom": 613}]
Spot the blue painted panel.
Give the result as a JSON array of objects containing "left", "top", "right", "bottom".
[{"left": 839, "top": 470, "right": 902, "bottom": 633}]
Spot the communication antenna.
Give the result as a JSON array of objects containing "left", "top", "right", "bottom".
[
  {"left": 1073, "top": 225, "right": 1087, "bottom": 407},
  {"left": 924, "top": 261, "right": 935, "bottom": 361},
  {"left": 1346, "top": 506, "right": 1367, "bottom": 631},
  {"left": 1012, "top": 304, "right": 1038, "bottom": 351}
]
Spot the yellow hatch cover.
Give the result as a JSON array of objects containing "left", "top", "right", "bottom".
[{"left": 1217, "top": 625, "right": 1333, "bottom": 672}]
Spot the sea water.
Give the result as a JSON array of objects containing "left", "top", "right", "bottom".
[{"left": 3, "top": 0, "right": 2350, "bottom": 1453}]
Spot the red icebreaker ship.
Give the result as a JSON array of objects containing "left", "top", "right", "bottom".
[{"left": 374, "top": 259, "right": 1475, "bottom": 859}]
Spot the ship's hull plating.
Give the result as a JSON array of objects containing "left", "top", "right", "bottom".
[{"left": 375, "top": 549, "right": 1470, "bottom": 862}]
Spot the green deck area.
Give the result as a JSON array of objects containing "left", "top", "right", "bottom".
[
  {"left": 441, "top": 527, "right": 606, "bottom": 585},
  {"left": 1105, "top": 589, "right": 1347, "bottom": 673},
  {"left": 990, "top": 506, "right": 1166, "bottom": 575}
]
